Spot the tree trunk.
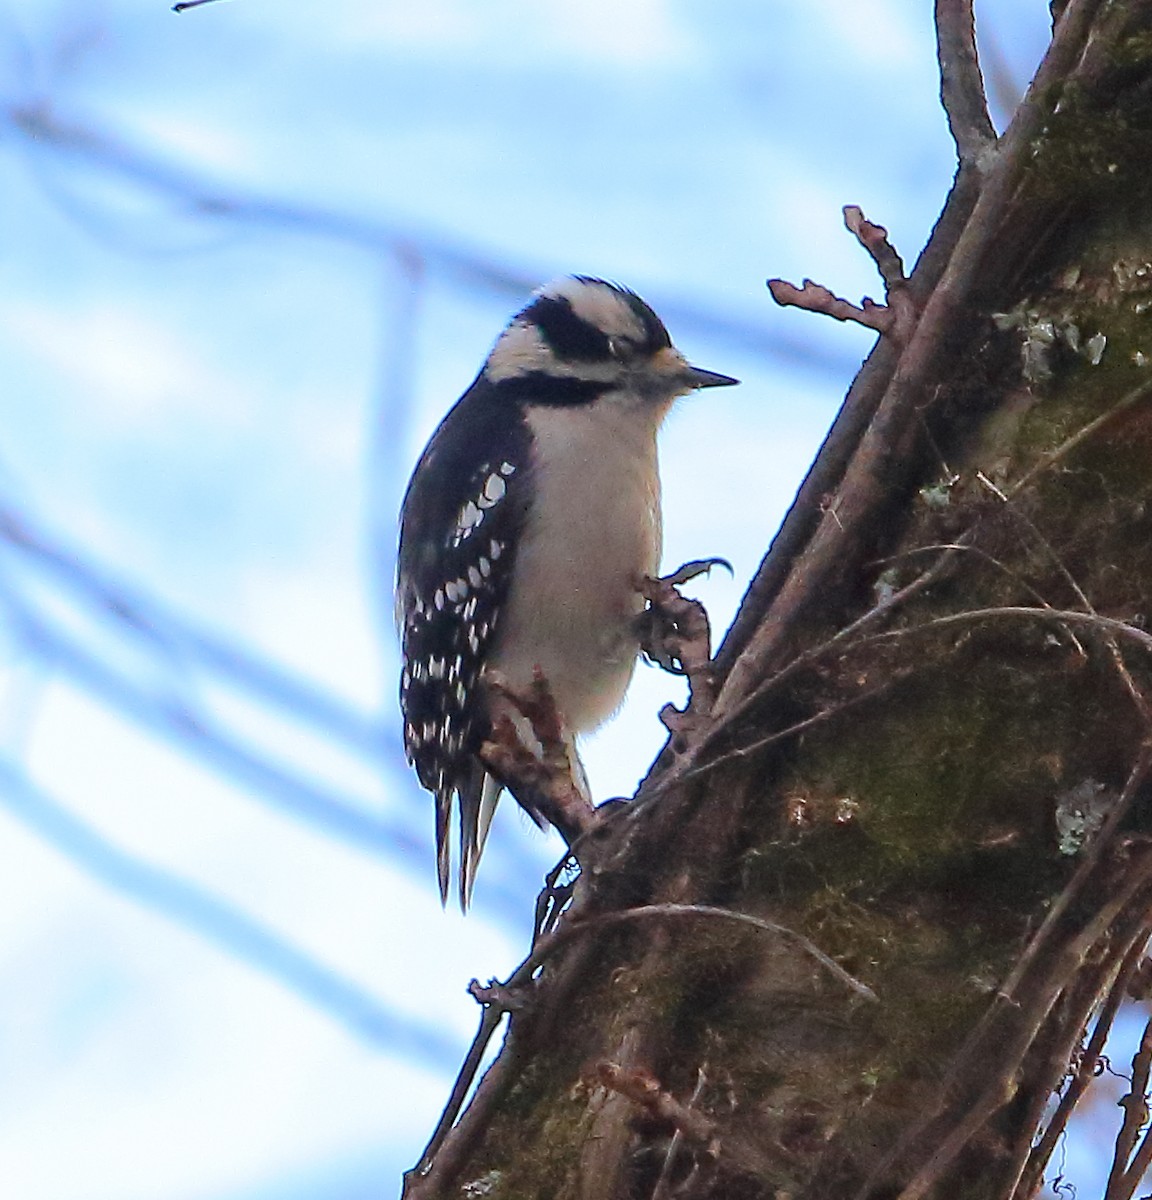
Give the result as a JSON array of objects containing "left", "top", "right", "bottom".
[{"left": 404, "top": 3, "right": 1152, "bottom": 1197}]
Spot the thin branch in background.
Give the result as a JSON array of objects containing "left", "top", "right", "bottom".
[
  {"left": 0, "top": 576, "right": 424, "bottom": 859},
  {"left": 0, "top": 757, "right": 458, "bottom": 1066},
  {"left": 3, "top": 103, "right": 855, "bottom": 379},
  {"left": 0, "top": 499, "right": 401, "bottom": 764},
  {"left": 0, "top": 578, "right": 542, "bottom": 925},
  {"left": 935, "top": 0, "right": 998, "bottom": 166}
]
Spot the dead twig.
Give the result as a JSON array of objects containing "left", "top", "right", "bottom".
[
  {"left": 864, "top": 605, "right": 1152, "bottom": 657},
  {"left": 769, "top": 206, "right": 916, "bottom": 345},
  {"left": 651, "top": 1066, "right": 709, "bottom": 1200},
  {"left": 1006, "top": 378, "right": 1152, "bottom": 500},
  {"left": 594, "top": 1060, "right": 783, "bottom": 1187},
  {"left": 845, "top": 205, "right": 908, "bottom": 292},
  {"left": 530, "top": 902, "right": 877, "bottom": 1003},
  {"left": 767, "top": 278, "right": 896, "bottom": 336},
  {"left": 404, "top": 974, "right": 525, "bottom": 1193},
  {"left": 594, "top": 1062, "right": 718, "bottom": 1149},
  {"left": 676, "top": 666, "right": 915, "bottom": 788}
]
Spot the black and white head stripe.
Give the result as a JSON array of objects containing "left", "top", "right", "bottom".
[
  {"left": 521, "top": 277, "right": 673, "bottom": 363},
  {"left": 483, "top": 277, "right": 676, "bottom": 393}
]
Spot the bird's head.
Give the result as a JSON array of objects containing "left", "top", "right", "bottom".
[{"left": 482, "top": 276, "right": 738, "bottom": 411}]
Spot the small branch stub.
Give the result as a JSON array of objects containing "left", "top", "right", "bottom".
[
  {"left": 594, "top": 1062, "right": 719, "bottom": 1151},
  {"left": 768, "top": 206, "right": 916, "bottom": 344}
]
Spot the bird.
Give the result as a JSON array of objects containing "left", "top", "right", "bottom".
[{"left": 396, "top": 276, "right": 738, "bottom": 907}]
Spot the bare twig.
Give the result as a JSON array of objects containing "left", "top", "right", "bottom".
[
  {"left": 651, "top": 1066, "right": 709, "bottom": 1200},
  {"left": 935, "top": 0, "right": 997, "bottom": 166},
  {"left": 768, "top": 278, "right": 895, "bottom": 335},
  {"left": 1007, "top": 934, "right": 1150, "bottom": 1200},
  {"left": 844, "top": 205, "right": 908, "bottom": 291},
  {"left": 975, "top": 470, "right": 1095, "bottom": 615},
  {"left": 1006, "top": 378, "right": 1152, "bottom": 499},
  {"left": 595, "top": 1062, "right": 718, "bottom": 1148},
  {"left": 675, "top": 666, "right": 914, "bottom": 788},
  {"left": 1106, "top": 1014, "right": 1152, "bottom": 1199},
  {"left": 769, "top": 206, "right": 915, "bottom": 344},
  {"left": 530, "top": 903, "right": 877, "bottom": 1003},
  {"left": 865, "top": 605, "right": 1152, "bottom": 657},
  {"left": 1114, "top": 1125, "right": 1152, "bottom": 1200}
]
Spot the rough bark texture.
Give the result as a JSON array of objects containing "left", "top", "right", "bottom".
[{"left": 404, "top": 4, "right": 1152, "bottom": 1198}]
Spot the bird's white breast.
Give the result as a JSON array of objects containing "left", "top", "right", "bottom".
[{"left": 488, "top": 395, "right": 664, "bottom": 733}]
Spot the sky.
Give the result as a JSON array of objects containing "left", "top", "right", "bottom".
[{"left": 0, "top": 2, "right": 1132, "bottom": 1198}]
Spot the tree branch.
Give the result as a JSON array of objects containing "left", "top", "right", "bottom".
[{"left": 935, "top": 0, "right": 997, "bottom": 166}]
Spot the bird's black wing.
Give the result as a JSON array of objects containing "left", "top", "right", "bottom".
[{"left": 396, "top": 376, "right": 532, "bottom": 905}]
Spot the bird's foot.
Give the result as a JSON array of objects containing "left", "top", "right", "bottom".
[
  {"left": 479, "top": 670, "right": 597, "bottom": 843},
  {"left": 638, "top": 559, "right": 727, "bottom": 741}
]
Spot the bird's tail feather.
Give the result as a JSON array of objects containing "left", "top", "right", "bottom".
[
  {"left": 435, "top": 787, "right": 453, "bottom": 906},
  {"left": 458, "top": 767, "right": 503, "bottom": 910}
]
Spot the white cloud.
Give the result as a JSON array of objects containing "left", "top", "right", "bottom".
[{"left": 0, "top": 301, "right": 251, "bottom": 430}]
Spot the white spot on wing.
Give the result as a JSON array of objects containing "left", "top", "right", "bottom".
[{"left": 483, "top": 473, "right": 506, "bottom": 504}]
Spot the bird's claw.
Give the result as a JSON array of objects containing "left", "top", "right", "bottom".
[{"left": 660, "top": 556, "right": 733, "bottom": 587}]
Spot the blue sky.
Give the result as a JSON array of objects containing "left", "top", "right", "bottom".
[{"left": 0, "top": 2, "right": 1128, "bottom": 1198}]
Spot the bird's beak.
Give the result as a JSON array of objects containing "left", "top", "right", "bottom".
[{"left": 686, "top": 365, "right": 740, "bottom": 389}]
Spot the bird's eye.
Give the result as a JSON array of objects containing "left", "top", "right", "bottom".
[{"left": 607, "top": 337, "right": 635, "bottom": 360}]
